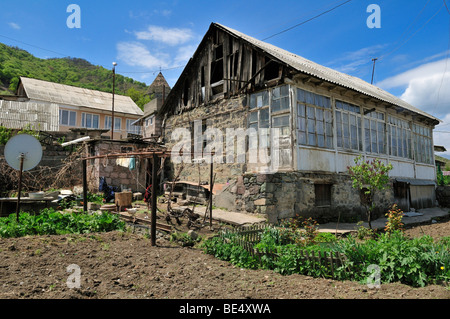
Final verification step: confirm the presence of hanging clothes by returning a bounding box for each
[129,156,136,170]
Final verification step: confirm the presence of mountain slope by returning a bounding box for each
[0,43,150,109]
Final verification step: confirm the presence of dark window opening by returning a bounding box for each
[214,44,223,60]
[264,59,280,81]
[315,184,332,207]
[251,50,257,78]
[183,80,190,106]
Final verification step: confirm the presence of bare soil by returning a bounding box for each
[0,213,449,300]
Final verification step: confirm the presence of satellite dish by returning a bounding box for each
[4,134,43,171]
[4,134,43,221]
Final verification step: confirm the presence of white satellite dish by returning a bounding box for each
[4,134,43,220]
[4,134,43,171]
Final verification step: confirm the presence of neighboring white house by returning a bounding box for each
[2,77,144,139]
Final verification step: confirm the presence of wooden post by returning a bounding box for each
[82,159,88,213]
[15,154,24,222]
[151,152,157,246]
[209,161,213,230]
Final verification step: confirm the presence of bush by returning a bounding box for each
[204,226,450,287]
[0,208,125,238]
[331,231,450,287]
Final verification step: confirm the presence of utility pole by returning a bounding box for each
[111,62,117,140]
[371,58,378,84]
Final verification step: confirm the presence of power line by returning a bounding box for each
[262,0,354,41]
[379,2,444,61]
[433,17,450,115]
[444,0,450,15]
[0,34,69,57]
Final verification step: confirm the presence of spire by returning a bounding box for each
[148,72,171,99]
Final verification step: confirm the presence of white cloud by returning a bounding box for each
[377,56,450,159]
[135,25,194,46]
[377,58,450,118]
[326,44,386,75]
[8,22,20,30]
[434,113,450,159]
[174,45,197,65]
[116,42,170,69]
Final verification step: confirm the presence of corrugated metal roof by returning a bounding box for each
[215,23,440,123]
[19,77,143,116]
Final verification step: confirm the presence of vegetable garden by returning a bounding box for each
[203,216,450,288]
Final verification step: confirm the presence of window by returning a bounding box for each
[81,113,99,129]
[364,110,386,154]
[297,88,332,149]
[248,85,291,168]
[59,109,76,126]
[126,119,141,135]
[271,85,290,113]
[249,90,270,150]
[413,123,433,164]
[250,91,269,109]
[388,116,412,159]
[335,100,362,151]
[315,184,332,206]
[105,116,121,131]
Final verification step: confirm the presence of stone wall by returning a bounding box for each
[164,95,249,184]
[436,186,450,208]
[86,140,148,193]
[215,171,395,224]
[0,130,83,194]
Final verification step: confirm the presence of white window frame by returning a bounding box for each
[59,109,77,126]
[105,116,122,132]
[364,110,386,155]
[81,112,99,129]
[126,119,141,135]
[335,100,362,151]
[296,88,333,149]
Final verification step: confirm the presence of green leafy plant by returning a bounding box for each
[0,126,12,145]
[355,221,375,240]
[0,208,125,238]
[348,155,393,229]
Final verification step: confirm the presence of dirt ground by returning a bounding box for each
[0,209,449,301]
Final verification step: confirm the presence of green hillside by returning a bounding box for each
[436,155,450,170]
[0,43,150,109]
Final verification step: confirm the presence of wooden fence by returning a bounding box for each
[218,224,348,279]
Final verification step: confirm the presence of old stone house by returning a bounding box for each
[159,23,440,223]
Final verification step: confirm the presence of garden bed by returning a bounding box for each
[0,211,449,299]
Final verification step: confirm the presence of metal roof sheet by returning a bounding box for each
[19,77,143,116]
[215,23,440,123]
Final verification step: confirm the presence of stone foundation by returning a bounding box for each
[215,171,395,224]
[436,186,450,208]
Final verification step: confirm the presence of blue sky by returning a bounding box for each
[1,0,450,158]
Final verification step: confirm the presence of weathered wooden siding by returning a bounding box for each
[0,100,59,131]
[165,27,287,115]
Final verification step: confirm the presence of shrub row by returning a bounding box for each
[203,227,450,287]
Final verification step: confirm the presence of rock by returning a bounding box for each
[133,192,143,201]
[73,186,83,196]
[187,230,198,240]
[88,202,101,210]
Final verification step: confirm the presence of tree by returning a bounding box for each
[347,155,393,229]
